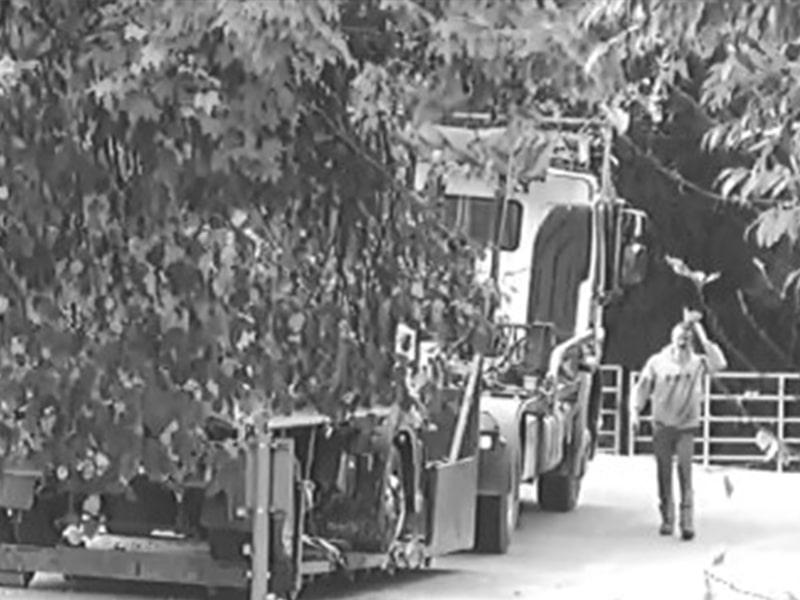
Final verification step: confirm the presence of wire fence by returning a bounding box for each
[629,370,800,471]
[703,569,794,600]
[596,366,800,471]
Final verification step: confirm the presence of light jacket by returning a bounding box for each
[632,342,727,430]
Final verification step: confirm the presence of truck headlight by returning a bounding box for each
[479,433,497,451]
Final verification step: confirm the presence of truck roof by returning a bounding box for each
[417,124,600,195]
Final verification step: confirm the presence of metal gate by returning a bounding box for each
[596,365,624,454]
[628,370,800,471]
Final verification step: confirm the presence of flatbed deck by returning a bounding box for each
[0,535,393,590]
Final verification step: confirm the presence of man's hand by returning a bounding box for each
[683,308,703,325]
[631,412,640,433]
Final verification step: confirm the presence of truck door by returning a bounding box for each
[423,357,482,555]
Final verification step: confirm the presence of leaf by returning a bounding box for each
[755,427,780,461]
[711,549,727,566]
[124,23,148,42]
[193,90,221,115]
[123,94,160,125]
[780,269,800,301]
[748,207,800,249]
[722,474,734,498]
[664,255,719,288]
[141,437,174,482]
[717,168,749,199]
[138,43,166,71]
[230,209,248,228]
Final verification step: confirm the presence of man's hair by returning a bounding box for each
[672,322,690,336]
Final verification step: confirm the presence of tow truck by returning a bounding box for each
[414,114,649,552]
[0,116,648,598]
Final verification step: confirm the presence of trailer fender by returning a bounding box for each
[553,371,593,479]
[477,396,523,496]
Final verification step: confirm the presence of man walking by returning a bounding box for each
[631,309,727,540]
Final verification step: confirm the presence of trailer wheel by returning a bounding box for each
[537,471,581,512]
[474,465,518,554]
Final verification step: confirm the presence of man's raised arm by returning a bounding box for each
[692,320,727,374]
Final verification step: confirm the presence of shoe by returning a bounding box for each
[659,502,675,536]
[679,505,694,541]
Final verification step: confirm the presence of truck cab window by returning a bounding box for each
[443,195,522,251]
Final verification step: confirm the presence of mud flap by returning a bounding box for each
[426,457,478,555]
[0,467,41,511]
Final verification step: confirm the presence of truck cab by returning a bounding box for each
[415,119,648,553]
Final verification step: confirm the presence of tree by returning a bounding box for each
[364,0,800,467]
[385,0,800,371]
[0,0,493,497]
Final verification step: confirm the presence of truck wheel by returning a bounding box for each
[537,471,581,512]
[474,467,518,554]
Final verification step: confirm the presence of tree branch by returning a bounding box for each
[735,289,795,370]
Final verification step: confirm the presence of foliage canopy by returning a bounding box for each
[3,0,800,491]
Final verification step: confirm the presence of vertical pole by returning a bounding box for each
[778,375,785,474]
[251,412,272,600]
[495,142,517,264]
[449,354,482,464]
[614,366,621,455]
[601,125,619,296]
[703,373,711,468]
[627,371,635,457]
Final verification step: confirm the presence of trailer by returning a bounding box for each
[0,118,649,599]
[417,116,650,553]
[0,355,489,599]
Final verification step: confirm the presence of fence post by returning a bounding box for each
[251,413,272,600]
[703,372,711,468]
[613,366,621,454]
[627,371,635,457]
[778,375,785,474]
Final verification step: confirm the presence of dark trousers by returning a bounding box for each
[652,424,694,531]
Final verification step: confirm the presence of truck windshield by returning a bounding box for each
[443,195,521,251]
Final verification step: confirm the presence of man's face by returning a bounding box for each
[671,324,692,349]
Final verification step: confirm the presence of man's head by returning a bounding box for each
[671,323,693,350]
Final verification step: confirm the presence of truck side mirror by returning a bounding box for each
[618,208,649,288]
[621,238,648,286]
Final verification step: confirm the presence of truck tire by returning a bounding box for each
[537,471,581,512]
[474,466,518,554]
